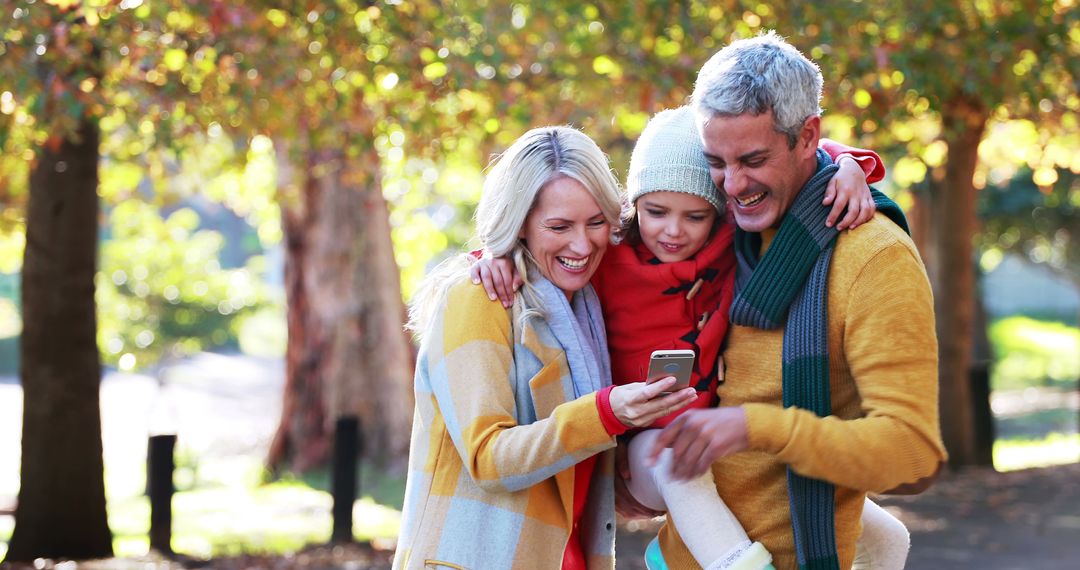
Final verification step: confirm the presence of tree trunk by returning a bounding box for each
[932,97,988,468]
[6,118,113,561]
[267,135,414,475]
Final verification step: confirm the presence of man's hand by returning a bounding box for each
[648,407,750,480]
[614,444,665,519]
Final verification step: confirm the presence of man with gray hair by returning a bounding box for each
[648,31,947,569]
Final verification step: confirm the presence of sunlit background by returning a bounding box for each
[0,0,1077,564]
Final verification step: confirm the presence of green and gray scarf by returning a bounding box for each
[729,148,907,570]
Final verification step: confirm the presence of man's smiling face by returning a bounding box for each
[699,110,816,232]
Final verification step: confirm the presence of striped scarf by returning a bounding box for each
[729,148,908,570]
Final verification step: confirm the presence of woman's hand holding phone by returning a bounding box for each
[609,377,696,428]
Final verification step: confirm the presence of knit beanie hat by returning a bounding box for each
[626,106,724,212]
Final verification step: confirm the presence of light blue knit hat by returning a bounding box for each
[626,106,724,213]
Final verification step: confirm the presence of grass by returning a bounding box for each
[109,483,401,558]
[989,316,1080,391]
[0,456,402,561]
[994,433,1080,472]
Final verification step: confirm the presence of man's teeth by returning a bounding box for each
[736,192,766,207]
[558,256,588,269]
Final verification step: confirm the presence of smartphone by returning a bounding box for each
[646,349,696,393]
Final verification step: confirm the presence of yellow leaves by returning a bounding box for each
[1012,49,1037,77]
[922,140,948,168]
[266,9,288,28]
[592,55,622,78]
[613,109,648,138]
[821,115,857,141]
[483,118,499,134]
[655,36,680,58]
[0,226,26,275]
[512,4,528,29]
[423,61,448,81]
[99,162,144,202]
[0,92,14,115]
[165,9,195,31]
[979,247,1004,273]
[853,88,872,109]
[981,120,1040,166]
[354,6,381,34]
[163,49,187,72]
[367,44,389,63]
[1033,167,1059,187]
[348,71,367,88]
[379,73,400,90]
[893,156,928,187]
[45,0,80,10]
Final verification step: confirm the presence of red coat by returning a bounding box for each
[590,140,884,428]
[592,222,736,426]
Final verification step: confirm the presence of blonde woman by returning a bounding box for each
[395,126,697,570]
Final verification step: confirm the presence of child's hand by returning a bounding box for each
[468,256,522,308]
[823,155,877,231]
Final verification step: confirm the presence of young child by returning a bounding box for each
[472,106,908,570]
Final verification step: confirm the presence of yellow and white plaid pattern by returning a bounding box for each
[394,281,618,570]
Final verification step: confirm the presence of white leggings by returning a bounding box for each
[627,429,910,569]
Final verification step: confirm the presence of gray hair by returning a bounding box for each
[407,126,623,339]
[691,30,823,148]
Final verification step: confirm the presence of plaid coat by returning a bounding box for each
[393,280,618,570]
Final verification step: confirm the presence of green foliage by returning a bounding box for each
[96,202,268,371]
[979,167,1079,280]
[0,1,1076,309]
[988,316,1080,390]
[994,432,1080,472]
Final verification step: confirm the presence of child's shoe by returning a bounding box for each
[644,535,668,570]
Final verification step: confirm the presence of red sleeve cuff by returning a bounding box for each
[596,385,629,436]
[820,138,886,183]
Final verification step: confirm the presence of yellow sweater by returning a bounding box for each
[658,213,948,569]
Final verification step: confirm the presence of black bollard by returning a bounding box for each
[147,434,177,554]
[331,415,361,543]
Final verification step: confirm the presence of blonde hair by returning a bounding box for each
[407,126,623,340]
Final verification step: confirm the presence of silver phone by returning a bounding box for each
[646,349,696,393]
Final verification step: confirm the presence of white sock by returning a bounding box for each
[627,430,755,567]
[852,497,910,570]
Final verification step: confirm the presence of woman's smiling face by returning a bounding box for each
[521,176,610,298]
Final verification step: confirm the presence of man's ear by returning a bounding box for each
[798,115,821,158]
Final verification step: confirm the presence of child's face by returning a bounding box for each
[636,192,717,263]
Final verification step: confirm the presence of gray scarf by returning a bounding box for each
[533,277,612,398]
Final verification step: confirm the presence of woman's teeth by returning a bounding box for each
[736,192,766,207]
[557,256,588,270]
